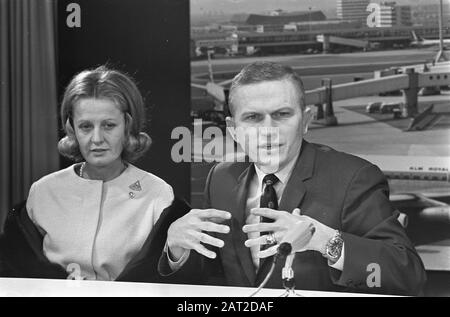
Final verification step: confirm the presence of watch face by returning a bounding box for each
[324,232,343,261]
[327,235,343,260]
[328,244,339,258]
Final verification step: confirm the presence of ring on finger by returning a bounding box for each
[265,233,277,245]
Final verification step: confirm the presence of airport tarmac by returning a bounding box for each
[192,48,442,80]
[307,95,450,157]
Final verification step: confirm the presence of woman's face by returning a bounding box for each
[73,98,126,168]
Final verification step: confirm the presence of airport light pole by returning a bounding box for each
[435,0,448,62]
[207,50,215,83]
[308,7,312,33]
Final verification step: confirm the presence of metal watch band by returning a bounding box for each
[323,230,343,262]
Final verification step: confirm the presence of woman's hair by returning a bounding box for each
[58,66,151,162]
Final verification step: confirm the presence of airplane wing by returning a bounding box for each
[217,78,234,86]
[390,192,449,205]
[191,83,207,90]
[390,192,450,224]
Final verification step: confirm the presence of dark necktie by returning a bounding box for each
[259,174,279,242]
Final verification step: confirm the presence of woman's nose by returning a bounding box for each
[91,127,104,144]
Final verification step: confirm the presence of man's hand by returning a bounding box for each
[293,215,337,255]
[167,209,231,260]
[243,208,336,258]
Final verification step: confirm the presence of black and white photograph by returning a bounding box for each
[0,0,449,300]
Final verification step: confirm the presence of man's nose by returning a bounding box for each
[261,115,275,128]
[91,126,104,144]
[259,116,278,136]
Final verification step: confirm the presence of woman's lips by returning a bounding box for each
[91,149,108,154]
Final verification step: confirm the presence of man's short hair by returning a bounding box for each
[228,61,306,116]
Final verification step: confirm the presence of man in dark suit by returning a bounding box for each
[160,61,426,295]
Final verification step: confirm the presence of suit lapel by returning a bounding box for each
[279,141,315,213]
[231,164,257,285]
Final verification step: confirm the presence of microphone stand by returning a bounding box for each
[249,242,292,297]
[249,222,315,297]
[248,254,279,297]
[280,254,302,297]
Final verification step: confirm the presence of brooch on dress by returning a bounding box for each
[128,181,142,199]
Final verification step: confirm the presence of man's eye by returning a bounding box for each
[104,123,116,129]
[273,111,291,118]
[244,114,259,121]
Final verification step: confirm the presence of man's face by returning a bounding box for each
[227,79,312,173]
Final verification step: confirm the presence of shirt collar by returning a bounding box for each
[254,154,298,188]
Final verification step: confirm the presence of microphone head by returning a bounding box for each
[278,242,292,256]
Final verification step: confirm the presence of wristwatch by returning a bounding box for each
[323,230,344,263]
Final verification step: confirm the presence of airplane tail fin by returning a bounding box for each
[411,31,423,42]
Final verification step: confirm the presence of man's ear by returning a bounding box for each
[225,116,237,142]
[302,106,313,134]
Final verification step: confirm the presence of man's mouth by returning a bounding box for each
[259,144,282,150]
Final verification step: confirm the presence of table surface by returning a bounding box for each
[0,278,391,297]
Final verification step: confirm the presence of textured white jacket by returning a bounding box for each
[26,163,174,280]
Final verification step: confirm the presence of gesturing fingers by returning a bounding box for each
[186,231,225,259]
[250,207,280,220]
[193,244,217,259]
[195,209,231,222]
[244,233,280,248]
[198,221,230,234]
[242,222,276,234]
[244,235,266,248]
[167,208,230,258]
[192,231,225,249]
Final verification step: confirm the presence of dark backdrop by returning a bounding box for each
[57,0,191,200]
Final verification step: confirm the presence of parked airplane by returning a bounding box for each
[191,51,230,111]
[358,154,450,182]
[357,154,450,225]
[410,31,450,48]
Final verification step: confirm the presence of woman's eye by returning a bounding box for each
[79,124,91,131]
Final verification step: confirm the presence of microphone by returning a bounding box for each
[277,242,292,258]
[278,220,315,294]
[282,254,296,291]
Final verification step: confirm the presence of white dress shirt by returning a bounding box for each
[27,163,174,281]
